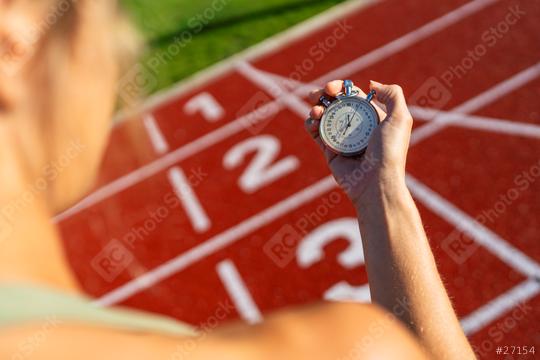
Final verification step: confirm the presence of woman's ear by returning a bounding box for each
[0,15,27,113]
[0,1,49,108]
[1,6,34,74]
[0,0,66,78]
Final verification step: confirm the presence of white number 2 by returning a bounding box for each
[223,135,299,193]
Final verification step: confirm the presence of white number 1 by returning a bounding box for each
[184,92,225,122]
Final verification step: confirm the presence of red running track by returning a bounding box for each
[57,0,540,358]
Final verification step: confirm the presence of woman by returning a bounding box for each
[0,1,476,359]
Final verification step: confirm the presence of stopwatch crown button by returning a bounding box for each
[344,80,354,96]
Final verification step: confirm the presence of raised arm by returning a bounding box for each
[306,80,476,359]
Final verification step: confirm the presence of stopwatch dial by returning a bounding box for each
[320,97,379,156]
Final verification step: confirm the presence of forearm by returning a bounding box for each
[356,175,475,359]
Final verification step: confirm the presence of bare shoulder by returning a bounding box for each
[244,302,431,359]
[0,302,430,360]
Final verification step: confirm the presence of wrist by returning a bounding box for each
[353,170,408,213]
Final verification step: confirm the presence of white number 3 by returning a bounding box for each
[296,218,371,302]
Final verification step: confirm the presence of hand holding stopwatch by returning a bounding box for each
[318,80,380,156]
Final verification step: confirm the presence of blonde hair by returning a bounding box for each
[113,9,144,82]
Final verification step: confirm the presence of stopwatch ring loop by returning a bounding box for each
[344,80,353,96]
[340,79,359,98]
[366,90,376,102]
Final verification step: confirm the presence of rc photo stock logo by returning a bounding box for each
[91,239,135,282]
[263,191,344,268]
[442,157,540,265]
[408,76,453,109]
[263,224,303,268]
[408,4,526,110]
[441,228,480,265]
[118,64,159,106]
[237,91,280,135]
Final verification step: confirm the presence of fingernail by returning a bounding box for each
[370,80,382,86]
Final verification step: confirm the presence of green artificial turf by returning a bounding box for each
[120,0,346,92]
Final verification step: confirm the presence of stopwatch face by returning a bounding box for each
[319,96,380,156]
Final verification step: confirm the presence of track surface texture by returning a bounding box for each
[58,0,540,358]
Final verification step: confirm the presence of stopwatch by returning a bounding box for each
[319,80,380,157]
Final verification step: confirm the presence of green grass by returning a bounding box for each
[120,0,346,92]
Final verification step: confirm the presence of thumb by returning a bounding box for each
[369,81,411,121]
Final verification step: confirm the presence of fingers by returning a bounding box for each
[309,80,386,118]
[325,80,344,97]
[307,79,346,105]
[369,81,411,123]
[334,81,388,121]
[304,117,319,137]
[310,105,324,120]
[304,117,326,152]
[353,85,387,121]
[308,88,325,105]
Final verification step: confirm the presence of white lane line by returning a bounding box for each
[248,67,540,141]
[411,62,540,144]
[247,0,501,99]
[114,0,378,122]
[243,66,540,141]
[216,259,263,324]
[62,61,535,225]
[93,175,337,306]
[406,174,540,279]
[55,0,493,222]
[143,114,169,154]
[461,279,540,335]
[52,100,282,223]
[410,106,540,139]
[263,70,322,93]
[305,0,500,88]
[168,167,211,233]
[236,61,311,118]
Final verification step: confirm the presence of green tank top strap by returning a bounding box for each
[0,283,197,337]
